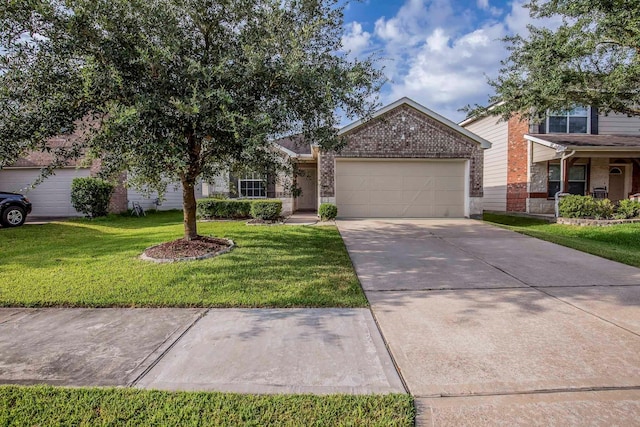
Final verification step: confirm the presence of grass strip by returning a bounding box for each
[0,386,414,427]
[484,212,640,267]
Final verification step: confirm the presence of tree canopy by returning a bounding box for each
[468,0,640,121]
[0,0,383,238]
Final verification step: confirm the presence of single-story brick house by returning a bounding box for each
[1,97,490,218]
[208,97,491,218]
[460,107,640,214]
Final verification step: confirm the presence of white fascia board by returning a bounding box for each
[273,142,298,158]
[524,134,567,152]
[458,101,506,127]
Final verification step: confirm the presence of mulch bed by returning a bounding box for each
[143,236,233,261]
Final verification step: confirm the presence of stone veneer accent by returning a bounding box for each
[527,198,555,214]
[319,104,484,199]
[506,116,529,212]
[590,158,610,190]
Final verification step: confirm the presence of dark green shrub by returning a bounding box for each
[318,203,338,221]
[197,199,251,219]
[558,195,614,219]
[615,199,640,219]
[593,199,614,219]
[70,177,115,218]
[558,195,596,218]
[250,199,282,220]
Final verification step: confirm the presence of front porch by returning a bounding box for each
[525,134,640,214]
[273,135,319,215]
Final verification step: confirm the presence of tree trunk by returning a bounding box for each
[182,177,198,240]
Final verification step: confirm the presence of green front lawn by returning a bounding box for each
[0,211,366,307]
[0,386,414,426]
[484,213,640,267]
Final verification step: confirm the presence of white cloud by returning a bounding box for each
[339,0,561,123]
[374,0,455,46]
[389,23,507,110]
[341,22,372,56]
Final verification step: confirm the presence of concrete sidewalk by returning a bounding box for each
[0,307,404,395]
[338,218,640,426]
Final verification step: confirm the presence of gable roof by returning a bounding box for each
[458,101,504,128]
[339,97,492,149]
[274,134,312,156]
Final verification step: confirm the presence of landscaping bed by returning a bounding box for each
[556,217,640,227]
[0,386,414,426]
[0,211,366,307]
[141,236,234,263]
[484,212,640,268]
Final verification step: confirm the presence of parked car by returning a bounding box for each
[0,192,32,227]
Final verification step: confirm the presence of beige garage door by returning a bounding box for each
[335,159,466,218]
[0,168,90,217]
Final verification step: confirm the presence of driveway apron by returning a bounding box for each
[338,218,640,426]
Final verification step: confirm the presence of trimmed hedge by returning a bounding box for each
[70,177,115,219]
[558,195,640,220]
[197,199,252,219]
[319,203,338,221]
[197,198,282,220]
[615,199,640,219]
[559,195,616,219]
[250,200,282,220]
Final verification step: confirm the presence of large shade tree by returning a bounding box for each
[467,0,640,121]
[0,0,383,239]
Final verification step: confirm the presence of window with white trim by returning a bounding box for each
[548,164,587,197]
[547,107,589,133]
[238,173,266,198]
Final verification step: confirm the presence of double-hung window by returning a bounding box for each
[548,164,587,197]
[547,107,589,133]
[238,173,266,198]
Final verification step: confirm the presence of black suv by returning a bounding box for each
[0,192,32,227]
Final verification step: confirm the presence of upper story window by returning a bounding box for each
[547,107,590,134]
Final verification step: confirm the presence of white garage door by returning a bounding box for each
[0,168,90,217]
[335,159,466,218]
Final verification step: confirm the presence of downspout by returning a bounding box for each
[555,149,576,217]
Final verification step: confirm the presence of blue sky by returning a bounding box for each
[338,0,550,122]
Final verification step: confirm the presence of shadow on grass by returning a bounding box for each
[0,212,365,308]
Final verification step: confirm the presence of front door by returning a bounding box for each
[609,166,625,202]
[296,167,317,211]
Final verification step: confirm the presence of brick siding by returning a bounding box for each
[319,104,484,198]
[506,116,529,212]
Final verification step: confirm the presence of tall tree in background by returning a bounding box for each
[0,0,383,239]
[469,0,639,121]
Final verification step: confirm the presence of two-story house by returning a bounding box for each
[460,107,640,214]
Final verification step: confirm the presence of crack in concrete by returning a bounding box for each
[128,309,210,387]
[413,384,640,399]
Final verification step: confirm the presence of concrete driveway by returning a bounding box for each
[338,219,640,426]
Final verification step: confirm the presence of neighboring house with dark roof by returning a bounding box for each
[459,108,640,214]
[0,123,204,217]
[205,97,491,218]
